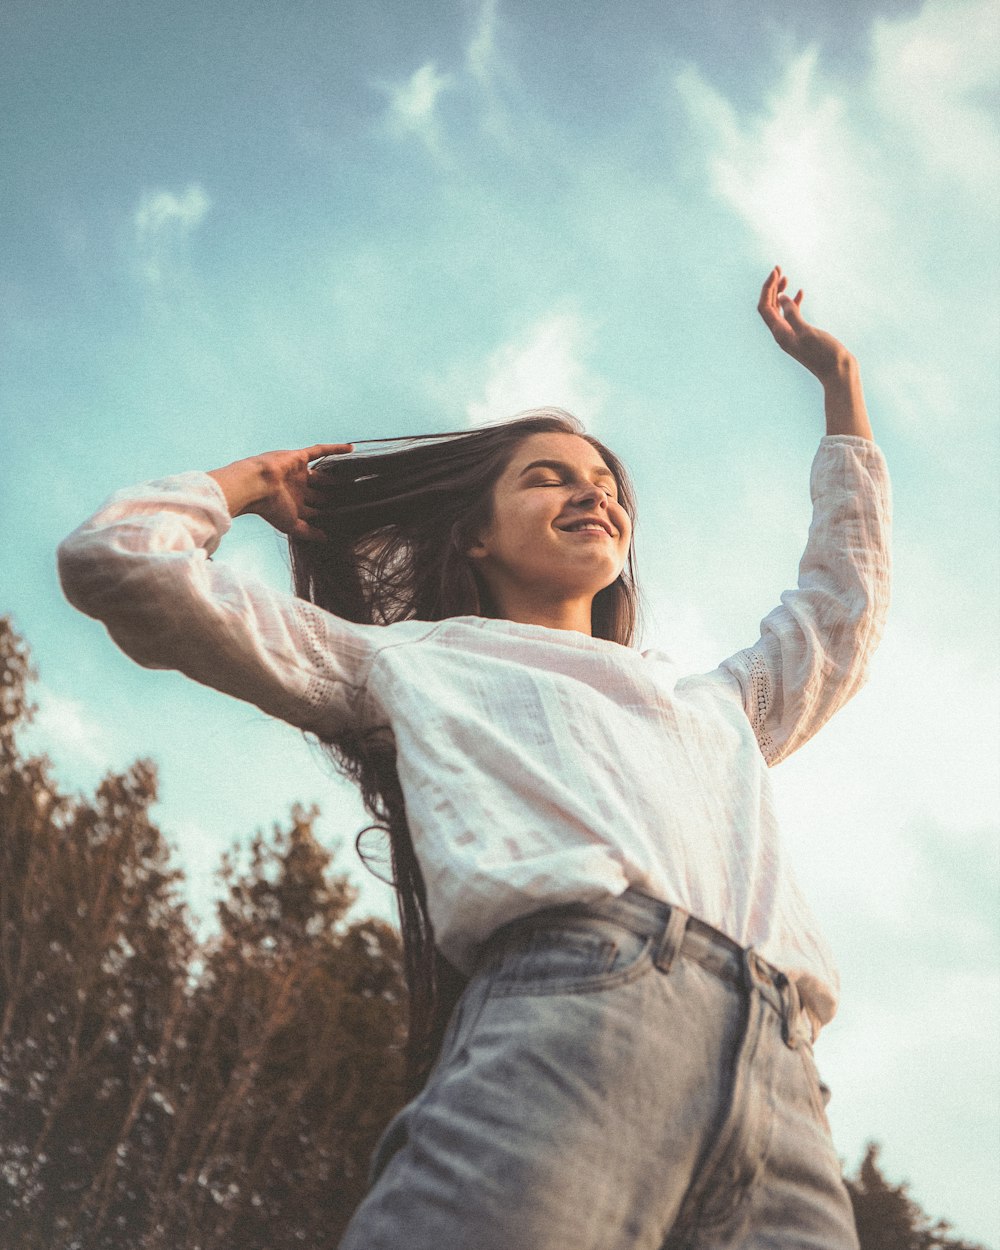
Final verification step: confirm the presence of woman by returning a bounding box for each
[58,269,890,1249]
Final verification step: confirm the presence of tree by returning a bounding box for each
[142,810,406,1249]
[0,618,192,1248]
[845,1143,988,1250]
[0,616,407,1249]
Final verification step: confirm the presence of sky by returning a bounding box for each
[2,0,998,1241]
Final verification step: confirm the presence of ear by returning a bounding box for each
[459,502,494,561]
[464,524,492,561]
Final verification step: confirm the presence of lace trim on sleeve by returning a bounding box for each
[732,646,778,766]
[290,598,363,725]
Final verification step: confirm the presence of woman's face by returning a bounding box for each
[467,432,632,622]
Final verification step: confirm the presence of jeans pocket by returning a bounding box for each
[487,920,654,997]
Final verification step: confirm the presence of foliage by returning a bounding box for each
[845,1143,989,1250]
[0,616,406,1249]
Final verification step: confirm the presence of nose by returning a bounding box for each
[569,481,609,508]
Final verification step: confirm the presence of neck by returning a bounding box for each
[494,594,593,635]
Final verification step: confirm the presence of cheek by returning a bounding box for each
[613,507,633,547]
[485,499,534,555]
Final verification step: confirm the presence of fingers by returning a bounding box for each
[757,265,780,313]
[758,266,795,302]
[757,266,786,335]
[778,290,808,331]
[305,443,353,460]
[291,517,330,543]
[759,266,809,337]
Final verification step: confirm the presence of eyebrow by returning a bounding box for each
[517,458,617,484]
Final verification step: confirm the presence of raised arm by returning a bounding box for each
[57,444,388,738]
[717,271,891,764]
[757,265,874,441]
[207,442,353,541]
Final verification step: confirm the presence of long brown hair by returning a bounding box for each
[289,409,640,1091]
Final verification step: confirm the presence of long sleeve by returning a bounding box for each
[57,471,383,737]
[719,435,892,766]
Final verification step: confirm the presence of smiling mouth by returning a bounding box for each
[557,519,617,537]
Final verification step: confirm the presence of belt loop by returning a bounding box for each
[654,904,690,974]
[775,970,803,1049]
[742,950,801,1048]
[741,946,762,994]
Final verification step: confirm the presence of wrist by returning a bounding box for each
[818,350,860,392]
[817,350,859,391]
[821,356,873,440]
[207,459,272,518]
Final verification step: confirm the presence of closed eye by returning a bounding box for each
[533,477,616,499]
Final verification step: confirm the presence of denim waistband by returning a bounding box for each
[504,887,812,1048]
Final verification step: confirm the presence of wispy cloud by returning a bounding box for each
[673,48,887,323]
[133,184,211,284]
[672,0,999,457]
[673,0,998,294]
[19,685,113,779]
[380,62,452,159]
[463,310,606,426]
[870,0,999,202]
[376,0,511,157]
[465,0,511,141]
[466,0,498,86]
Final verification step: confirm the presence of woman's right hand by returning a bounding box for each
[208,443,353,542]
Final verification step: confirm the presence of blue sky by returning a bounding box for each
[2,0,998,1241]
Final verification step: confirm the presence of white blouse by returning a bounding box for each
[57,434,891,1030]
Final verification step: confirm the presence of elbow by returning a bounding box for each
[816,604,884,715]
[56,530,172,629]
[57,532,99,615]
[57,530,131,620]
[827,573,885,664]
[56,537,181,671]
[848,578,890,670]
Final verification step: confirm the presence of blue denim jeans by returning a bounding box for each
[339,889,859,1249]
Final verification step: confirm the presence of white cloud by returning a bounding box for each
[377,1,511,156]
[133,184,211,284]
[19,685,112,777]
[672,0,1000,459]
[466,0,498,86]
[853,621,1000,836]
[464,311,606,426]
[673,49,889,322]
[135,185,211,240]
[871,0,1000,203]
[382,62,452,158]
[465,0,511,141]
[673,0,1000,273]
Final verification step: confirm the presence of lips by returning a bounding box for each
[556,515,617,537]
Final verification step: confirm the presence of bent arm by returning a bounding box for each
[720,436,892,765]
[57,472,376,737]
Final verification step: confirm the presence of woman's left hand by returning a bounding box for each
[757,266,855,385]
[758,267,873,439]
